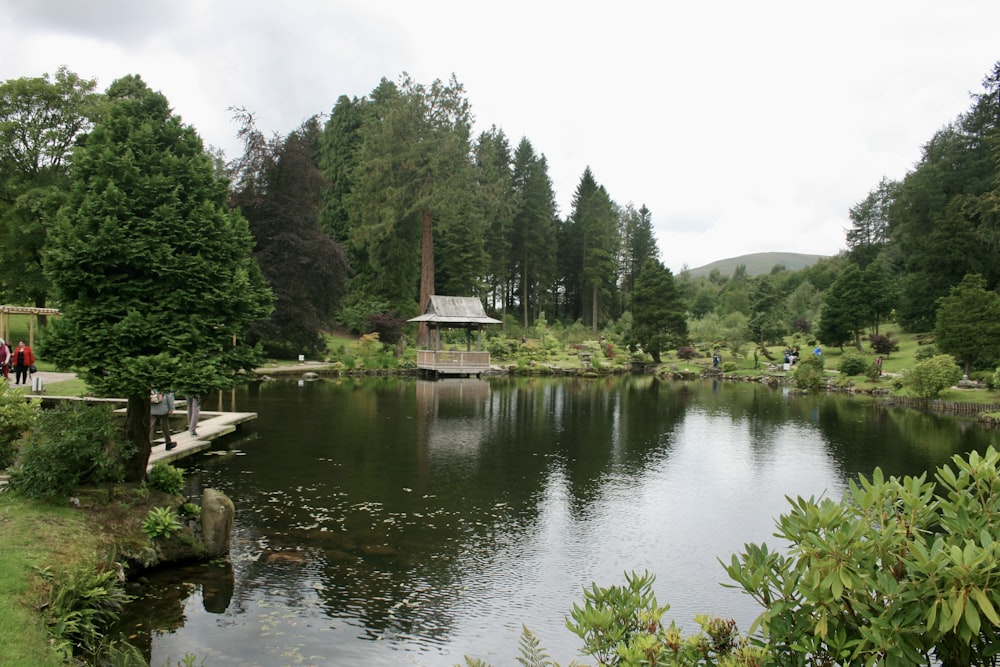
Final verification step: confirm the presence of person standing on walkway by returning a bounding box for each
[0,339,10,380]
[150,389,176,450]
[12,341,34,385]
[186,394,201,436]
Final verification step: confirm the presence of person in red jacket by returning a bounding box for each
[13,340,34,386]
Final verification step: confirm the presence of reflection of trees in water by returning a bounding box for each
[122,376,998,662]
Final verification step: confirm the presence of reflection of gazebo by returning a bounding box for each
[408,296,501,377]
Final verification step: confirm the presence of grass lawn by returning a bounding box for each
[0,495,95,667]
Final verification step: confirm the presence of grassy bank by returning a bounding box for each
[0,494,97,667]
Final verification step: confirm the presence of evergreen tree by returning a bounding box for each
[619,203,659,309]
[627,260,687,363]
[347,74,476,343]
[934,273,1000,377]
[43,75,273,481]
[846,177,897,268]
[817,264,870,350]
[560,167,620,330]
[511,138,558,326]
[474,126,517,314]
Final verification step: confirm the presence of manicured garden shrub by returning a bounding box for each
[838,351,869,376]
[903,354,962,398]
[676,346,697,360]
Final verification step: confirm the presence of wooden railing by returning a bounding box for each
[416,350,490,373]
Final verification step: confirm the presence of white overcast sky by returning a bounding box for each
[2,1,997,272]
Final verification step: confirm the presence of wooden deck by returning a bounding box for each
[147,410,257,469]
[416,350,491,377]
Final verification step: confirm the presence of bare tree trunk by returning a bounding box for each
[418,206,434,348]
[123,395,153,482]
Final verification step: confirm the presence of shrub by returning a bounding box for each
[903,354,963,398]
[914,344,938,361]
[793,358,826,391]
[676,346,697,360]
[868,333,900,356]
[147,461,185,495]
[725,446,1000,666]
[838,351,869,376]
[466,571,764,667]
[8,402,130,499]
[0,380,39,469]
[141,506,183,540]
[721,361,739,373]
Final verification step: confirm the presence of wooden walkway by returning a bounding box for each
[147,409,257,470]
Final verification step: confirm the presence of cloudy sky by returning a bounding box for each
[2,1,997,272]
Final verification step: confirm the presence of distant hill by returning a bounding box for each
[685,252,828,278]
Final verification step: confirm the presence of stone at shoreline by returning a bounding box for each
[201,488,235,557]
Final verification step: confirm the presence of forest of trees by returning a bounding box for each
[2,62,1000,372]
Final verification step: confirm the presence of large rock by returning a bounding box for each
[201,488,235,557]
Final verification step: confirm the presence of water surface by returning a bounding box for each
[118,376,1000,666]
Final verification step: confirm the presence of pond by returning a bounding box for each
[116,375,1000,666]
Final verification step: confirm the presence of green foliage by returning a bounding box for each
[628,260,688,363]
[914,343,938,361]
[141,506,183,540]
[721,361,739,373]
[35,558,132,660]
[147,461,185,495]
[838,351,869,376]
[561,570,760,667]
[725,446,1000,666]
[868,332,900,356]
[0,67,101,306]
[8,402,130,499]
[42,74,273,481]
[903,353,963,398]
[0,379,39,468]
[229,114,351,358]
[792,357,826,390]
[935,273,1000,376]
[178,501,201,520]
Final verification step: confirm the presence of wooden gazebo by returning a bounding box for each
[409,295,501,377]
[0,306,61,347]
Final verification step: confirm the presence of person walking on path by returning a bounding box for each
[12,341,34,385]
[186,394,201,436]
[0,339,10,380]
[150,389,176,450]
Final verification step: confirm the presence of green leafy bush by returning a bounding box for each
[725,446,1000,666]
[721,361,738,373]
[793,357,826,390]
[914,343,938,361]
[141,506,183,540]
[8,402,130,499]
[903,353,963,398]
[838,351,869,376]
[0,379,39,469]
[147,461,185,495]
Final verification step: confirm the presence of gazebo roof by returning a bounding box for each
[408,295,501,325]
